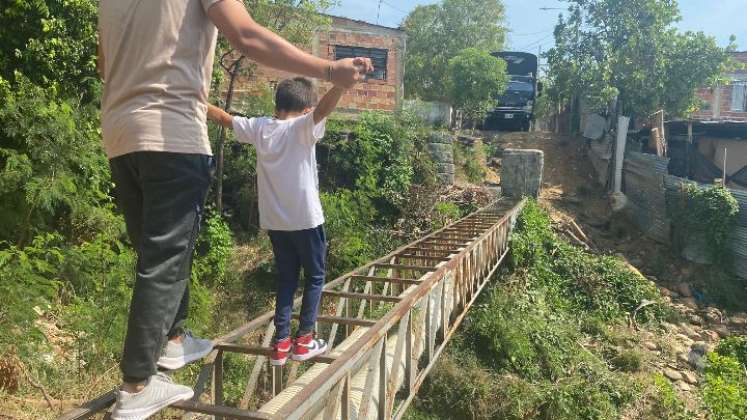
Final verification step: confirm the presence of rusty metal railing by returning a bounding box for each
[59,198,525,420]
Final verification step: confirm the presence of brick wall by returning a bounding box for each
[229,16,406,114]
[693,52,747,122]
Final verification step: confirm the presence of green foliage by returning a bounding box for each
[0,0,99,100]
[649,373,692,420]
[0,235,64,355]
[716,336,747,367]
[320,112,418,214]
[321,190,397,279]
[702,352,747,420]
[0,75,114,246]
[403,0,507,102]
[447,48,509,124]
[453,142,487,184]
[510,201,664,320]
[193,214,234,288]
[546,0,734,117]
[674,184,740,264]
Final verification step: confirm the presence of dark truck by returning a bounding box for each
[484,52,539,131]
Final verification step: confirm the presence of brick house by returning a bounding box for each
[692,51,747,122]
[234,15,407,114]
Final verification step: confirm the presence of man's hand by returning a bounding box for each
[330,57,374,89]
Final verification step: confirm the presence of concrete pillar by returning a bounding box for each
[502,149,544,198]
[427,132,455,185]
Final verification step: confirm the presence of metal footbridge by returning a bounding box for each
[60,198,525,420]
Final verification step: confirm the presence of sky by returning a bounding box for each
[329,0,747,67]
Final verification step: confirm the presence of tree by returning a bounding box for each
[0,0,99,101]
[447,48,509,128]
[211,0,333,213]
[403,0,507,102]
[546,0,734,119]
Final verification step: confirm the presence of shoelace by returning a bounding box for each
[155,372,174,384]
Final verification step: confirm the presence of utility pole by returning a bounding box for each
[377,0,382,25]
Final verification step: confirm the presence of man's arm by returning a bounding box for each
[313,87,346,125]
[207,1,373,89]
[207,104,234,128]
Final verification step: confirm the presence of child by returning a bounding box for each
[207,77,349,365]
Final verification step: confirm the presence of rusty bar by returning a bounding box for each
[272,365,282,397]
[392,246,512,420]
[378,334,388,420]
[291,314,377,327]
[57,390,117,420]
[216,344,336,364]
[341,373,351,420]
[402,247,460,254]
[374,263,438,272]
[240,322,275,409]
[350,276,422,286]
[171,400,271,420]
[396,254,451,262]
[404,310,414,393]
[214,349,224,420]
[323,290,403,303]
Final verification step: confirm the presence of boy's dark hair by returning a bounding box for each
[275,77,317,113]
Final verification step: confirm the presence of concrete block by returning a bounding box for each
[502,149,544,198]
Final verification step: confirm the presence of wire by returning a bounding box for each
[518,33,555,51]
[510,28,555,37]
[380,0,410,16]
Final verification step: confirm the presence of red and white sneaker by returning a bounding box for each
[271,337,292,366]
[291,333,328,362]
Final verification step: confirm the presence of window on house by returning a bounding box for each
[732,82,747,112]
[334,45,388,80]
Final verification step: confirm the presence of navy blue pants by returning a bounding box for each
[268,225,327,340]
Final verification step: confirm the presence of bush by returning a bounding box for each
[702,352,747,419]
[715,335,747,367]
[510,201,664,321]
[453,143,487,184]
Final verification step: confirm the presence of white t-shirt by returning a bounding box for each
[233,113,327,231]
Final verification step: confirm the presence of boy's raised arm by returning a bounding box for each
[313,87,346,125]
[207,104,234,129]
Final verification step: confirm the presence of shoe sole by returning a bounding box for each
[291,344,329,362]
[157,344,214,370]
[111,389,194,420]
[270,356,288,366]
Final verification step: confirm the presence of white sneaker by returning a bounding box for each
[111,373,193,420]
[157,331,214,370]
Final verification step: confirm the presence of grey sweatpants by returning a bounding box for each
[110,152,213,383]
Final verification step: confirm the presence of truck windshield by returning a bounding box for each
[507,80,534,92]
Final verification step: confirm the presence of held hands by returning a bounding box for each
[330,57,374,89]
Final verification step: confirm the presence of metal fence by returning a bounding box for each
[623,152,671,244]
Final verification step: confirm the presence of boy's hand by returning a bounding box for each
[331,57,374,89]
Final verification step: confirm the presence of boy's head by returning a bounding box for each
[275,77,317,117]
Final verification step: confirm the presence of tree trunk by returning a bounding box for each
[215,58,242,214]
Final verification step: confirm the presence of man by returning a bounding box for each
[97,1,372,418]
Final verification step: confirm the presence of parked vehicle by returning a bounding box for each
[485,52,539,131]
